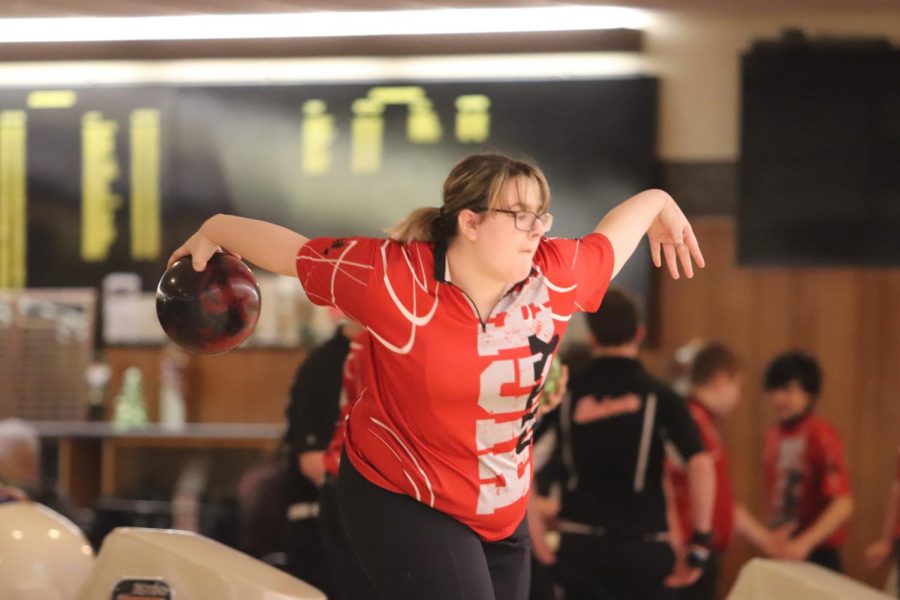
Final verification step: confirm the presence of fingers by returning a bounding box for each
[773,521,796,538]
[192,251,212,272]
[664,566,701,588]
[538,396,561,418]
[650,239,662,268]
[676,242,693,279]
[167,239,221,272]
[684,226,705,269]
[663,243,679,279]
[658,226,704,280]
[167,246,189,269]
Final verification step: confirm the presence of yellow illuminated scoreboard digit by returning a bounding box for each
[352,87,444,173]
[0,110,27,289]
[130,109,161,261]
[301,100,334,176]
[303,87,491,175]
[351,97,385,174]
[455,95,491,143]
[81,111,122,262]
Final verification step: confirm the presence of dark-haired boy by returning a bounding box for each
[759,351,854,571]
[539,288,715,600]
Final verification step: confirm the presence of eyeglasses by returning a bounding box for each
[491,209,553,233]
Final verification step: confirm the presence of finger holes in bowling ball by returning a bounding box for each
[156,253,261,354]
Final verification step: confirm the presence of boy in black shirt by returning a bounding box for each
[533,288,714,600]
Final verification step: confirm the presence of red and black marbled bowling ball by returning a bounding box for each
[156,253,261,354]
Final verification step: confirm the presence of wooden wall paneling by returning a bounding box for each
[104,346,307,424]
[57,437,101,509]
[807,268,865,579]
[644,218,900,593]
[852,271,900,587]
[189,348,306,423]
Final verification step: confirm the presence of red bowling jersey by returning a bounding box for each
[323,331,370,478]
[668,399,735,553]
[763,413,851,548]
[296,234,614,541]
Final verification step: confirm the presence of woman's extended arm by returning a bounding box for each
[594,189,704,280]
[168,214,309,276]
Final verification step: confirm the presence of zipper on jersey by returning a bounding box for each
[447,282,487,332]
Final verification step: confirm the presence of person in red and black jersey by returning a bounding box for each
[531,288,715,600]
[167,153,705,600]
[316,329,379,600]
[665,343,774,600]
[865,445,900,597]
[283,315,364,597]
[757,351,854,572]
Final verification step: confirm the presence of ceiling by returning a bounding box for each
[2,0,898,17]
[0,0,893,62]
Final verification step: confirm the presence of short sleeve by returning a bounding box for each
[535,233,615,313]
[658,392,704,461]
[296,236,381,327]
[814,424,851,498]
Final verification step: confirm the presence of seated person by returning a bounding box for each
[0,418,80,523]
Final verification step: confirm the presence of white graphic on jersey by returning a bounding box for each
[297,241,373,323]
[368,241,440,355]
[634,393,657,493]
[542,275,577,294]
[774,436,806,521]
[476,282,554,360]
[477,450,532,515]
[369,427,422,502]
[477,361,530,415]
[371,417,435,507]
[535,266,575,322]
[296,242,373,283]
[475,281,554,515]
[399,240,429,292]
[570,237,582,269]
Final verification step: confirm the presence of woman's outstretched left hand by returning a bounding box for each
[647,198,705,279]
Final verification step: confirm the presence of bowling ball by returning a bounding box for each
[156,253,261,354]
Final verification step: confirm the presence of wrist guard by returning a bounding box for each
[686,531,713,569]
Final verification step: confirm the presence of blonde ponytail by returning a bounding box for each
[386,206,442,243]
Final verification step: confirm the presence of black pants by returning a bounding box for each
[529,556,559,600]
[556,533,677,600]
[319,475,379,600]
[338,451,532,600]
[284,516,334,596]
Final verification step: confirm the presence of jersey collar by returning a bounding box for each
[432,239,538,297]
